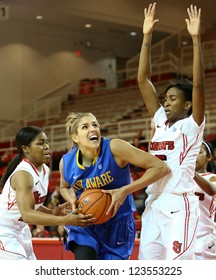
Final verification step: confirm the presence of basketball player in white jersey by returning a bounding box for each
[137,3,205,259]
[194,141,216,259]
[0,126,94,260]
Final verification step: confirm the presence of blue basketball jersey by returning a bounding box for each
[62,138,136,259]
[62,137,136,219]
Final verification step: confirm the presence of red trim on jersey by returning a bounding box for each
[201,172,211,177]
[173,193,199,260]
[200,173,215,217]
[209,197,215,218]
[7,190,16,210]
[8,159,47,217]
[0,241,5,250]
[23,158,46,176]
[179,134,199,165]
[183,193,190,251]
[0,247,28,259]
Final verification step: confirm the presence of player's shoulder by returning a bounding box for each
[201,172,216,183]
[63,148,77,160]
[16,159,32,171]
[209,175,216,183]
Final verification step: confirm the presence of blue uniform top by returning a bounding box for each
[62,137,136,220]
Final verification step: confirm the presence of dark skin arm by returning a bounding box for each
[59,158,78,212]
[138,3,205,125]
[12,170,94,227]
[137,2,160,118]
[194,172,216,196]
[185,5,205,125]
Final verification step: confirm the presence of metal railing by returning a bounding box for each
[1,32,216,153]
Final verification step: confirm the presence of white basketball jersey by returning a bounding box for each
[147,106,205,195]
[0,159,50,227]
[194,172,216,235]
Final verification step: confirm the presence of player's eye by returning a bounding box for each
[81,125,88,129]
[93,123,99,128]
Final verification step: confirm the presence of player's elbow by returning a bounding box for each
[159,164,171,177]
[20,210,35,224]
[137,76,150,87]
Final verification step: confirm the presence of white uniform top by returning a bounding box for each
[194,172,216,236]
[147,106,205,195]
[0,159,50,229]
[0,159,50,259]
[194,172,216,259]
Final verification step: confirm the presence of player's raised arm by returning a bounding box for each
[137,2,160,117]
[185,5,205,125]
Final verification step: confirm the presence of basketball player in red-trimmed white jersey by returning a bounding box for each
[194,141,216,259]
[0,126,94,260]
[137,3,205,259]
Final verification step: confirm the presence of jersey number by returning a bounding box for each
[155,154,167,161]
[194,192,205,201]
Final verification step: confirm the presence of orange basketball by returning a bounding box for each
[78,189,113,224]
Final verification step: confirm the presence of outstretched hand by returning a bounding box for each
[143,2,159,35]
[65,212,95,227]
[52,201,95,227]
[185,5,201,36]
[54,201,73,216]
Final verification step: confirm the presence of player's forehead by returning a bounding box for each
[165,87,184,98]
[32,132,48,142]
[78,116,98,126]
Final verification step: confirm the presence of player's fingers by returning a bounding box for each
[101,189,111,194]
[81,216,95,227]
[106,204,114,216]
[144,8,147,17]
[111,207,118,218]
[107,202,119,217]
[84,214,94,219]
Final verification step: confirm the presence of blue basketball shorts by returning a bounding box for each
[64,213,136,260]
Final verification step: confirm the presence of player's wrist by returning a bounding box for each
[191,35,201,43]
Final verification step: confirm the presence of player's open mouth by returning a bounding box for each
[89,135,98,141]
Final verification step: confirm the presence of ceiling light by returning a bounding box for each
[182,41,188,46]
[85,23,92,28]
[86,40,92,47]
[36,15,43,20]
[130,31,137,36]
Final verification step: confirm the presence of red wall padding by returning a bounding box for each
[32,238,140,260]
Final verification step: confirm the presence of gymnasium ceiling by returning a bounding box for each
[1,0,216,59]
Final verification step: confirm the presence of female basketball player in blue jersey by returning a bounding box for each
[59,112,170,260]
[137,3,205,259]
